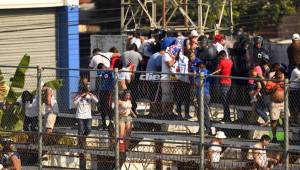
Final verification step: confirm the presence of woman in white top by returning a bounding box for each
[74,86,98,137]
[118,90,136,152]
[208,131,226,169]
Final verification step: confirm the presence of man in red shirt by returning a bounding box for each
[212,50,233,122]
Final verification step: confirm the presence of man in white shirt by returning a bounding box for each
[161,45,180,119]
[289,63,300,124]
[89,48,113,91]
[89,48,112,69]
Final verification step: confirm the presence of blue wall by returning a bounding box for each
[57,5,80,110]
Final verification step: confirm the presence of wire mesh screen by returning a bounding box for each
[0,66,299,169]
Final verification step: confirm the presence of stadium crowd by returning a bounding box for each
[89,30,300,137]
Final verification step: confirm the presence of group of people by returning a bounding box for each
[89,29,300,136]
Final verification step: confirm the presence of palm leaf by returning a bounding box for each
[5,54,30,103]
[10,54,30,88]
[44,79,64,90]
[31,79,64,96]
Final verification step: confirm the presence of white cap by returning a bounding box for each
[215,131,226,139]
[190,30,199,37]
[130,37,141,49]
[292,33,300,40]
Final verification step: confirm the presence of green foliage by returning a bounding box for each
[5,54,30,103]
[235,0,298,32]
[0,54,64,131]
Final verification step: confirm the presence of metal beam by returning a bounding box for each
[120,0,232,33]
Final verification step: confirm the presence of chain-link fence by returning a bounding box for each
[0,66,300,169]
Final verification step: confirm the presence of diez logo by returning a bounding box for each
[139,73,168,81]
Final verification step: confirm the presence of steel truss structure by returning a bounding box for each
[121,0,234,34]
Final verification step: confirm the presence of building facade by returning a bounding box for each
[0,0,80,110]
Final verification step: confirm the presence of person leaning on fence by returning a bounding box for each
[211,50,233,122]
[252,135,278,170]
[264,69,286,143]
[73,85,98,147]
[96,63,114,130]
[42,83,59,134]
[248,69,270,126]
[193,60,213,135]
[207,131,226,169]
[118,90,136,152]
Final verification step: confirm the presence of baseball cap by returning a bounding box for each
[292,33,300,40]
[190,30,199,37]
[161,37,176,50]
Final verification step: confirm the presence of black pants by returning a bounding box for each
[128,79,138,113]
[23,116,38,131]
[174,81,191,115]
[98,90,113,127]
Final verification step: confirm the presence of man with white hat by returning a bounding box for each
[207,131,226,168]
[287,33,300,77]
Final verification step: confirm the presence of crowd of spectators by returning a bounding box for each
[88,30,300,136]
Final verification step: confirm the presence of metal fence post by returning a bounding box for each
[114,68,120,170]
[198,72,205,169]
[284,78,289,170]
[37,66,43,170]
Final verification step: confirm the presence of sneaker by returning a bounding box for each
[260,120,270,127]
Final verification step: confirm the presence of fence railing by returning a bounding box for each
[0,65,299,170]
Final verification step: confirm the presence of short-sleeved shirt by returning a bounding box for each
[175,52,189,82]
[96,70,115,91]
[209,141,222,163]
[248,66,263,84]
[139,39,155,57]
[188,57,202,84]
[121,50,142,71]
[18,97,38,117]
[146,52,162,72]
[161,52,174,74]
[195,69,211,96]
[217,57,233,85]
[89,53,113,68]
[290,67,300,89]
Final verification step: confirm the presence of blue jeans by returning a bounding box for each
[197,94,212,133]
[78,119,92,136]
[221,85,231,121]
[256,98,269,122]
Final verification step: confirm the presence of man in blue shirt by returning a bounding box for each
[96,63,114,129]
